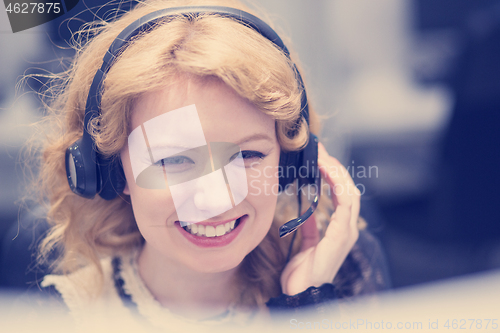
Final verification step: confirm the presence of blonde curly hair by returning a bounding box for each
[32,0,329,307]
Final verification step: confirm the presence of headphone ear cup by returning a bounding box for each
[66,139,87,196]
[98,157,125,200]
[279,150,301,191]
[66,138,99,198]
[299,133,318,187]
[278,134,319,192]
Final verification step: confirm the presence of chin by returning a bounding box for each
[186,252,245,274]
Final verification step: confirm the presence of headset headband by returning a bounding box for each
[85,6,308,138]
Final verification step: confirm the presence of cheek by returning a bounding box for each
[121,148,175,219]
[129,188,176,226]
[247,176,279,242]
[246,160,281,198]
[123,165,178,226]
[246,162,280,223]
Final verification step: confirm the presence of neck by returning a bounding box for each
[137,243,239,320]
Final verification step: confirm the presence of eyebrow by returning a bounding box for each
[148,143,193,151]
[234,133,275,145]
[147,133,275,151]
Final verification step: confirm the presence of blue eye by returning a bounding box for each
[230,150,266,166]
[241,151,265,160]
[158,156,195,173]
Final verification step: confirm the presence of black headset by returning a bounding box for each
[65,6,320,238]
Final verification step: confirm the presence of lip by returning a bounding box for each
[176,215,247,248]
[178,217,241,228]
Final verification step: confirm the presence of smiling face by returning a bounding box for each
[120,77,280,273]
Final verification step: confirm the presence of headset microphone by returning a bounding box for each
[278,134,320,238]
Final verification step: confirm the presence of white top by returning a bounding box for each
[41,251,256,331]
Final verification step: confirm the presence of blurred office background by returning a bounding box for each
[1,0,499,290]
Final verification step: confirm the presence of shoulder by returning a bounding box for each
[40,257,123,315]
[39,253,155,329]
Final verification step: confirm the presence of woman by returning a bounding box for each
[35,0,389,327]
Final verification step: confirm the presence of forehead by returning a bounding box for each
[129,78,276,141]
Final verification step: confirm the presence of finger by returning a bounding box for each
[299,213,320,252]
[349,183,361,232]
[318,143,356,188]
[317,156,348,208]
[317,144,360,239]
[324,198,355,241]
[318,145,359,205]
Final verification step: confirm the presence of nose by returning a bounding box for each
[192,170,233,218]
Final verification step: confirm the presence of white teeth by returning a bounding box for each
[205,225,216,237]
[181,218,240,237]
[197,224,205,236]
[215,225,225,236]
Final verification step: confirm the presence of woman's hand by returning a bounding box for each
[280,142,360,296]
